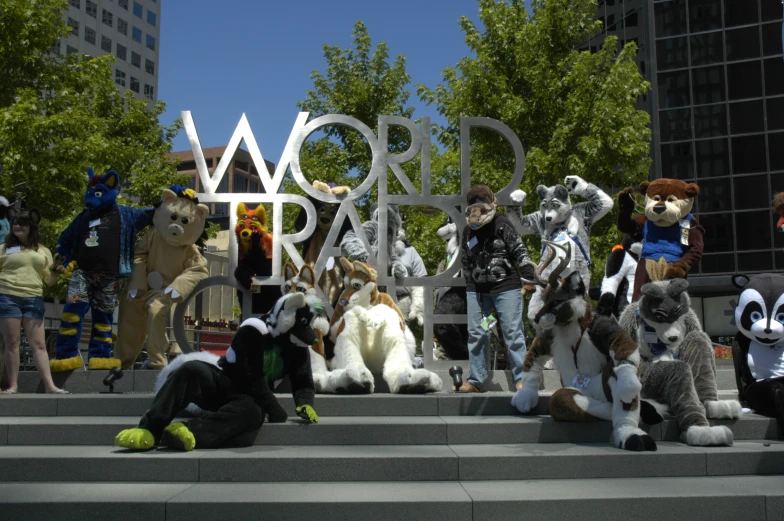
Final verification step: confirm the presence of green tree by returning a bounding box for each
[419,0,652,284]
[0,0,185,248]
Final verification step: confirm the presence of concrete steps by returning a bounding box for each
[0,391,781,521]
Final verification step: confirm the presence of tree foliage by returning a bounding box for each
[0,0,185,249]
[418,0,652,284]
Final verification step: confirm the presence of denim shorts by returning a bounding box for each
[0,293,46,320]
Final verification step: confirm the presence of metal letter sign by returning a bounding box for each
[174,112,525,369]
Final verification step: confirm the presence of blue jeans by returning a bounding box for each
[0,293,45,320]
[466,289,527,387]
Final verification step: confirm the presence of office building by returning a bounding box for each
[55,0,160,102]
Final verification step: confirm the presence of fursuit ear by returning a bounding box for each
[102,170,120,189]
[299,264,315,285]
[732,274,751,289]
[87,167,95,180]
[195,204,209,219]
[666,278,689,298]
[339,257,353,273]
[535,185,549,200]
[283,262,298,281]
[685,183,700,198]
[236,203,249,219]
[28,209,41,226]
[284,292,306,311]
[638,181,650,195]
[161,188,178,202]
[641,282,665,299]
[566,271,585,294]
[353,261,377,280]
[255,204,268,227]
[553,185,569,202]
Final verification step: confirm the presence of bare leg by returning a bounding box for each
[22,318,61,393]
[0,317,22,392]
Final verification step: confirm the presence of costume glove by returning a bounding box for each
[296,404,319,423]
[618,187,636,213]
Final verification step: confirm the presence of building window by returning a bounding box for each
[732,135,768,174]
[691,65,725,105]
[66,45,78,55]
[144,83,154,100]
[185,176,196,190]
[689,0,722,33]
[67,17,79,37]
[85,26,96,45]
[233,176,249,192]
[724,0,759,28]
[235,160,249,171]
[700,214,734,253]
[726,27,761,62]
[654,0,687,37]
[728,61,763,100]
[130,76,140,93]
[765,58,784,96]
[146,34,156,51]
[145,59,155,75]
[131,51,141,68]
[147,10,157,27]
[177,161,196,171]
[690,31,724,67]
[730,100,765,135]
[68,0,80,8]
[101,35,112,53]
[116,44,127,61]
[693,104,728,138]
[86,0,97,18]
[695,138,729,177]
[656,37,688,71]
[115,69,126,87]
[51,40,61,55]
[659,108,692,143]
[118,18,128,35]
[133,1,143,18]
[658,70,690,108]
[132,26,142,43]
[118,0,128,10]
[102,8,113,27]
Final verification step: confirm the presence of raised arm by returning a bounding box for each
[504,190,542,236]
[565,176,614,230]
[617,187,644,239]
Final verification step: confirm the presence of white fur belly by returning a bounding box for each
[552,325,608,400]
[748,342,784,380]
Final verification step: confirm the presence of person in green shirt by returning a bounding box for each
[0,208,67,394]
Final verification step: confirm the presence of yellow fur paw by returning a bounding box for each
[115,428,155,450]
[50,356,83,372]
[88,357,121,370]
[162,422,196,451]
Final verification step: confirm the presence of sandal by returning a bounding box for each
[1,389,18,395]
[49,389,70,395]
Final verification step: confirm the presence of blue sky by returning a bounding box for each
[157,0,494,159]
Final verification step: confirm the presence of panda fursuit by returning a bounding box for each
[511,241,657,452]
[619,279,739,446]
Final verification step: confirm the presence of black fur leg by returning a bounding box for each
[640,400,665,425]
[398,383,427,394]
[594,293,616,317]
[623,434,646,451]
[775,387,784,438]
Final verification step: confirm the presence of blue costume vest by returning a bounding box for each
[640,213,692,262]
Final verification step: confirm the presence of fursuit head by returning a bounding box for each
[322,258,441,394]
[618,279,738,445]
[506,175,613,329]
[512,241,657,452]
[155,293,320,415]
[281,262,332,392]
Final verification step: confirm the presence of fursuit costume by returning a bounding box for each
[460,185,535,391]
[732,273,784,436]
[233,202,281,315]
[505,175,613,331]
[619,279,738,446]
[617,179,704,302]
[115,186,209,370]
[51,169,152,372]
[595,235,642,318]
[433,216,469,360]
[115,293,320,451]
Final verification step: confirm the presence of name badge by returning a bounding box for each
[89,218,101,228]
[572,374,591,390]
[679,219,691,246]
[643,331,659,344]
[5,246,21,254]
[326,257,335,270]
[467,237,478,249]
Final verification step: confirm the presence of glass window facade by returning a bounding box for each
[652,0,784,275]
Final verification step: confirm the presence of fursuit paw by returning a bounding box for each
[511,387,539,414]
[50,356,83,373]
[392,261,408,280]
[510,189,526,205]
[267,405,288,423]
[682,425,734,446]
[312,372,329,393]
[115,428,155,450]
[614,365,642,404]
[161,422,196,451]
[615,426,657,451]
[394,369,442,394]
[296,405,319,423]
[334,363,374,394]
[564,175,589,195]
[704,400,742,420]
[640,400,667,425]
[618,187,636,213]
